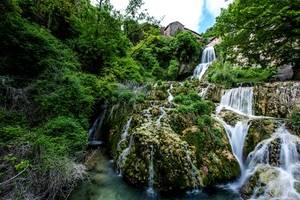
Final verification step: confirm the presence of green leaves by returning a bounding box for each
[214,0,300,67]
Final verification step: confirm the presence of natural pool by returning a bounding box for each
[70,151,240,200]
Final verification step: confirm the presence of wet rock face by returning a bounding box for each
[197,83,224,102]
[244,119,278,158]
[120,121,203,191]
[240,166,280,200]
[218,109,247,126]
[254,82,300,117]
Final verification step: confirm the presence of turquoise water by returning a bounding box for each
[70,151,240,200]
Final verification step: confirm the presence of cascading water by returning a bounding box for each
[117,117,133,150]
[167,84,174,103]
[242,125,300,199]
[216,86,300,200]
[88,105,107,146]
[215,87,254,176]
[147,145,156,197]
[183,144,201,194]
[156,107,166,127]
[117,135,134,176]
[193,46,216,80]
[217,87,254,115]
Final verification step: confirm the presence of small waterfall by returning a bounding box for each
[117,135,134,176]
[183,144,201,194]
[216,118,250,173]
[120,117,132,140]
[117,117,133,149]
[156,107,166,127]
[167,84,174,103]
[146,145,156,197]
[215,87,254,189]
[242,125,300,199]
[88,105,107,146]
[193,46,216,80]
[217,87,254,115]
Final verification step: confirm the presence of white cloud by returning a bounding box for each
[205,0,233,17]
[91,0,204,33]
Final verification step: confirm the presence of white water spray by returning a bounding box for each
[193,46,216,80]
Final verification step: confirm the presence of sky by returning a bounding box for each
[91,0,233,33]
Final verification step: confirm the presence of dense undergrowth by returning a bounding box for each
[205,61,276,88]
[0,0,298,199]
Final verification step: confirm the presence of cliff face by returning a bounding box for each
[253,82,300,118]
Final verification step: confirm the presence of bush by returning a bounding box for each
[206,61,276,87]
[34,116,87,160]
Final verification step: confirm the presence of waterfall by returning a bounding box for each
[242,125,300,199]
[167,84,174,103]
[117,117,133,149]
[117,135,134,176]
[215,87,254,190]
[88,105,107,146]
[193,46,216,80]
[216,87,254,170]
[147,145,156,197]
[183,144,201,194]
[156,107,166,127]
[217,87,254,115]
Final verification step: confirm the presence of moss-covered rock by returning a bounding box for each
[244,119,279,157]
[107,80,241,192]
[240,166,280,200]
[119,121,203,191]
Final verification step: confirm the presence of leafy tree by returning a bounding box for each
[215,0,300,67]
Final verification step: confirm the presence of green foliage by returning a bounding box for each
[34,72,95,122]
[214,0,300,67]
[0,11,77,80]
[167,59,180,80]
[69,2,130,74]
[33,116,86,166]
[107,57,144,83]
[172,31,202,64]
[17,0,76,39]
[0,125,25,142]
[174,92,214,115]
[15,160,30,172]
[206,61,276,87]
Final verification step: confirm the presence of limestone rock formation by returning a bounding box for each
[254,82,300,117]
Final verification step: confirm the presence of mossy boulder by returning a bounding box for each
[244,119,278,157]
[218,109,247,126]
[240,166,280,200]
[119,122,203,191]
[180,120,240,186]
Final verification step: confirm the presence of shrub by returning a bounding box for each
[206,61,276,87]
